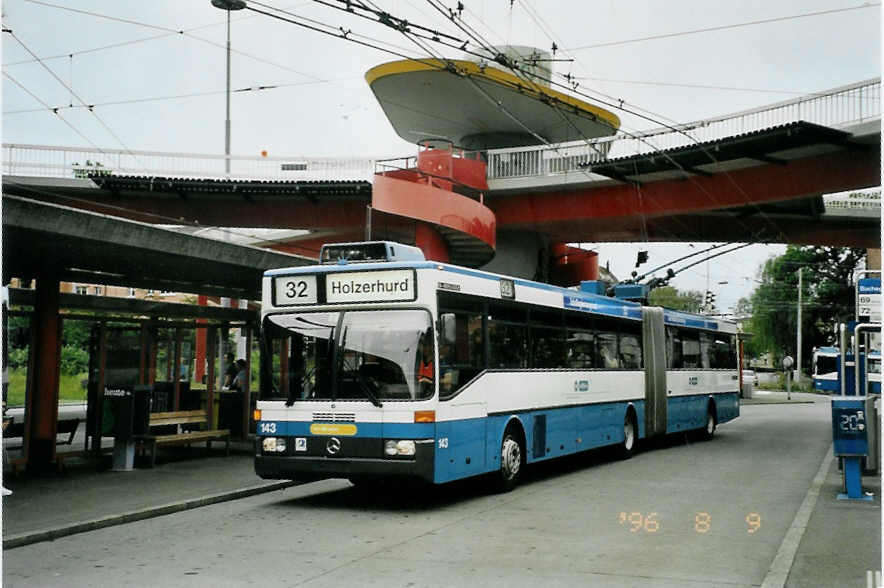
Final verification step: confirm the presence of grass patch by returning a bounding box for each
[7,368,88,408]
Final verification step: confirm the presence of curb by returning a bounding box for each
[3,480,298,550]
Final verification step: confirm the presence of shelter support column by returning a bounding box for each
[195,295,208,384]
[25,272,61,472]
[242,325,252,440]
[206,327,217,429]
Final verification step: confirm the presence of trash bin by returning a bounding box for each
[219,392,244,438]
[103,385,135,471]
[741,381,754,399]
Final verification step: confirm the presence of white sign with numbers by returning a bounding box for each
[274,275,318,306]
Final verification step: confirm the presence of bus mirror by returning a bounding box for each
[440,313,456,345]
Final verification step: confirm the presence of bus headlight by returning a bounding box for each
[384,440,416,456]
[262,437,286,453]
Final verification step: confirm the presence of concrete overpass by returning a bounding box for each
[3,80,879,281]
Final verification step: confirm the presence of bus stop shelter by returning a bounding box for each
[2,194,310,473]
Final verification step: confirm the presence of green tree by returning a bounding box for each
[744,245,863,372]
[647,285,703,313]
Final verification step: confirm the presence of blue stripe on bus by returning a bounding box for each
[259,392,739,485]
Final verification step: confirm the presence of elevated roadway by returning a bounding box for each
[3,79,879,274]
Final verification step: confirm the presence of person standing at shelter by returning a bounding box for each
[231,359,248,392]
[222,352,237,390]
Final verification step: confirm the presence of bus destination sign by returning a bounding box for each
[326,269,415,303]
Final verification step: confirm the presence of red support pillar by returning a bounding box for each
[206,327,217,429]
[195,295,208,384]
[25,272,61,473]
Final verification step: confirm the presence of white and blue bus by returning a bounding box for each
[254,242,740,491]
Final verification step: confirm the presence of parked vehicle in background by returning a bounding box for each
[742,369,758,386]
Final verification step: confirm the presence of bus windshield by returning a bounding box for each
[262,309,435,403]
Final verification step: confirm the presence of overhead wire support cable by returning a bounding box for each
[20,0,324,81]
[568,3,881,51]
[2,71,104,150]
[7,30,137,156]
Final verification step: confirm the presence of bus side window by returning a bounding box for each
[666,327,682,369]
[620,333,642,369]
[438,309,484,398]
[597,332,619,369]
[566,330,595,368]
[699,332,713,369]
[681,331,701,369]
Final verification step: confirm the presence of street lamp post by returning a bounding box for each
[211,0,246,175]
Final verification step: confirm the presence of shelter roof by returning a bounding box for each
[2,195,311,300]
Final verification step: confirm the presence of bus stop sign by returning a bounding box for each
[831,397,868,457]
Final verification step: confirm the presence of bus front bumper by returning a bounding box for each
[255,440,435,483]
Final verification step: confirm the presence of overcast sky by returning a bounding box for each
[2,0,881,310]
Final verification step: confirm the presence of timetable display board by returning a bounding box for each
[857,277,881,322]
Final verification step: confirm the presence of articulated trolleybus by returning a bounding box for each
[255,241,740,491]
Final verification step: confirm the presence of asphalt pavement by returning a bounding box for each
[1,391,881,587]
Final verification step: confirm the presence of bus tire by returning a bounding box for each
[618,411,637,460]
[494,427,524,493]
[699,404,716,440]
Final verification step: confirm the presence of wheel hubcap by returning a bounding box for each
[502,438,520,479]
[707,414,715,434]
[624,420,634,450]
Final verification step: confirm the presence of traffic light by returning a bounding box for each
[635,250,649,268]
[704,290,716,310]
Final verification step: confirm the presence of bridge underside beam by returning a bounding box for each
[516,212,878,247]
[489,147,880,240]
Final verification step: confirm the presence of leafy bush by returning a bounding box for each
[8,347,29,370]
[60,345,89,375]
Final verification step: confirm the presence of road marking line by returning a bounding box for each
[761,446,834,588]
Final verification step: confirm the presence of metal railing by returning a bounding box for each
[2,143,377,182]
[487,78,881,180]
[4,79,879,185]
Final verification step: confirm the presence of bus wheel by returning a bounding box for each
[700,406,716,440]
[495,429,524,493]
[618,412,637,460]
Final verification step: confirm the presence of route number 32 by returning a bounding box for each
[274,275,317,305]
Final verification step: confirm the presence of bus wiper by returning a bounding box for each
[339,326,383,408]
[353,369,383,408]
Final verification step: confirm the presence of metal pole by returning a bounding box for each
[212,1,245,172]
[839,323,847,396]
[224,8,231,175]
[796,267,802,384]
[786,367,791,401]
[854,323,882,397]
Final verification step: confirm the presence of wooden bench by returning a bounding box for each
[136,410,229,467]
[3,418,80,449]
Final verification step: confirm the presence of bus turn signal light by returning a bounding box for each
[253,409,262,422]
[414,410,435,423]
